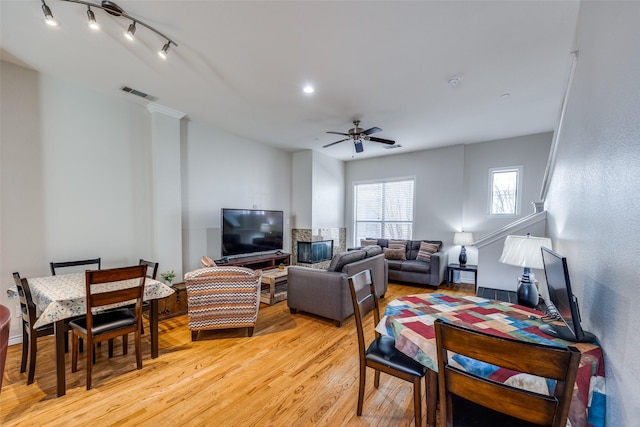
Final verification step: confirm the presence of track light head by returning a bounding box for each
[41,0,58,26]
[87,6,100,30]
[125,21,136,41]
[158,41,170,59]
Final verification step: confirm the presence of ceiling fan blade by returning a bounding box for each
[362,127,382,135]
[354,140,364,153]
[368,136,396,145]
[326,131,350,136]
[323,138,350,148]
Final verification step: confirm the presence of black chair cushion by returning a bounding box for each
[365,335,426,377]
[450,395,542,427]
[68,308,135,335]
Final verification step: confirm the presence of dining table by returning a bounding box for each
[376,293,605,427]
[9,272,174,397]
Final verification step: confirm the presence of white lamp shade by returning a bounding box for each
[499,235,552,269]
[453,232,474,246]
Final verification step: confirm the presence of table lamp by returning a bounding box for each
[453,232,474,266]
[499,233,552,308]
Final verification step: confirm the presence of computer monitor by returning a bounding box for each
[539,247,596,343]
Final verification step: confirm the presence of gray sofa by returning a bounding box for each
[287,246,388,326]
[353,239,447,287]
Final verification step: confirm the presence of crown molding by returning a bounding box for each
[147,102,186,119]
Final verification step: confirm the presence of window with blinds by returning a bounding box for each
[354,179,414,245]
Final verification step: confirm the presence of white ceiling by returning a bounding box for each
[0,0,580,161]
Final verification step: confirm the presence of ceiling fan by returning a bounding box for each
[324,120,396,153]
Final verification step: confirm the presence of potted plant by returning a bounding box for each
[160,270,176,286]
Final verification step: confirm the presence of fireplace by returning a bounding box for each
[297,240,334,264]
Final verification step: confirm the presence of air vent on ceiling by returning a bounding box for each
[384,144,402,150]
[121,86,157,102]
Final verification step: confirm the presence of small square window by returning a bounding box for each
[489,167,521,216]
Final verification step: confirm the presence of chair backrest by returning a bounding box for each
[184,266,262,329]
[12,272,38,328]
[85,265,147,330]
[347,269,379,359]
[138,259,159,279]
[434,319,581,427]
[50,258,101,275]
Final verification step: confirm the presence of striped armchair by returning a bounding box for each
[184,266,262,340]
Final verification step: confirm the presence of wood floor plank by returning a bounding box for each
[0,282,475,426]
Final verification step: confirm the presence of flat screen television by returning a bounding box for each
[221,209,284,257]
[539,247,596,343]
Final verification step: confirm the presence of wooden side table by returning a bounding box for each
[446,263,478,293]
[144,282,187,320]
[260,267,288,305]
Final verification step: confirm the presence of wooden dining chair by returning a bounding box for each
[136,259,158,334]
[347,269,428,426]
[69,265,147,390]
[434,319,581,427]
[50,258,101,275]
[13,272,56,385]
[139,259,159,279]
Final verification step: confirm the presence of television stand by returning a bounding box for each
[218,252,291,271]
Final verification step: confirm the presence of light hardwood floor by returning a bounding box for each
[0,281,475,426]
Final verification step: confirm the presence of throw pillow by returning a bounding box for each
[360,239,379,247]
[201,255,217,267]
[383,247,407,260]
[389,239,407,251]
[416,242,440,262]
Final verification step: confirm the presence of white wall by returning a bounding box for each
[291,151,313,229]
[345,145,465,248]
[181,121,292,273]
[544,2,640,424]
[464,132,552,284]
[311,151,345,229]
[463,132,552,237]
[1,60,153,340]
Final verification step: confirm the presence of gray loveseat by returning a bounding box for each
[287,246,388,326]
[353,239,447,287]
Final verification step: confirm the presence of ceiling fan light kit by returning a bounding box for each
[40,0,178,59]
[324,120,396,154]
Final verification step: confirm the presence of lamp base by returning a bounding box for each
[458,245,467,266]
[517,278,539,308]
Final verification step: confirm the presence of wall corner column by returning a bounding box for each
[147,103,186,280]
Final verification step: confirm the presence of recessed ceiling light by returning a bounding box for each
[303,85,315,94]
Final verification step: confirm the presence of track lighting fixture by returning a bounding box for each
[41,0,59,26]
[42,0,177,58]
[86,6,99,30]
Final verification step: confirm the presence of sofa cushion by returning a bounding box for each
[387,259,402,270]
[363,245,383,257]
[416,241,440,262]
[383,247,406,260]
[368,238,389,248]
[327,250,366,272]
[400,260,431,274]
[407,240,443,260]
[360,239,379,247]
